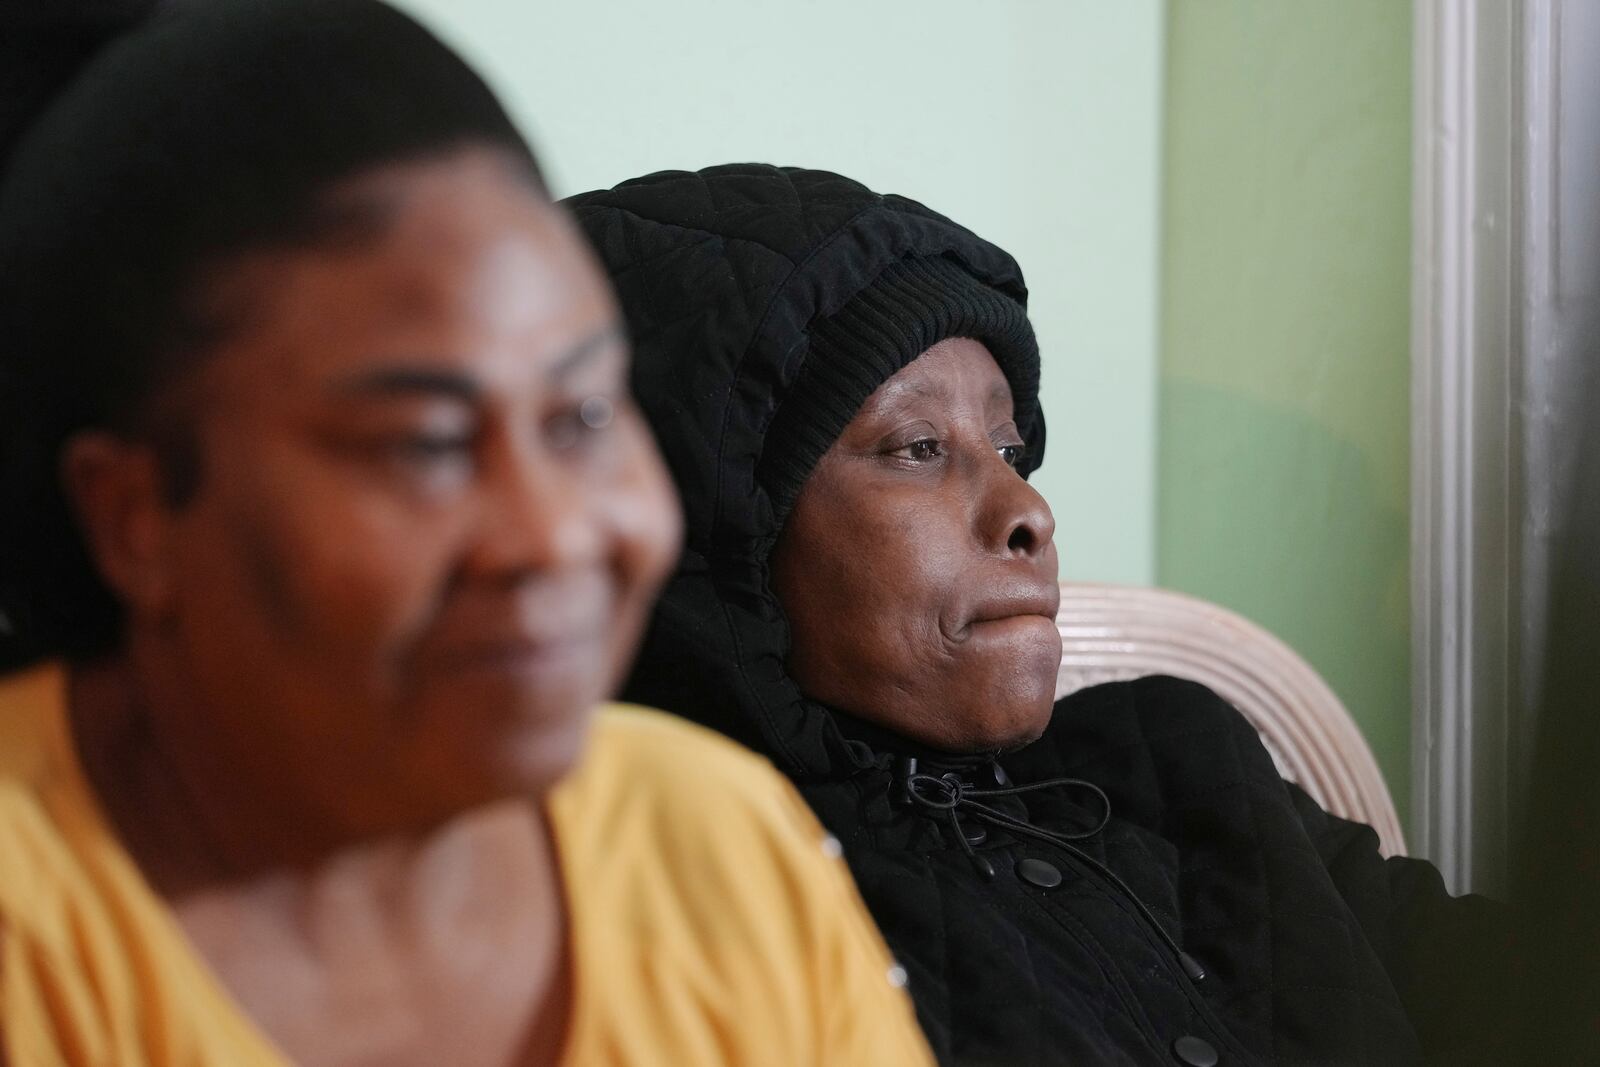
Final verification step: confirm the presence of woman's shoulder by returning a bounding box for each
[557,703,821,846]
[1054,672,1249,717]
[0,664,65,786]
[1010,675,1282,807]
[550,704,934,1067]
[588,701,776,767]
[1044,674,1265,755]
[551,701,869,934]
[0,663,92,912]
[580,702,790,797]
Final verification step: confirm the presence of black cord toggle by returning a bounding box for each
[896,759,1206,985]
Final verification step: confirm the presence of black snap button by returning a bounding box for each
[1015,857,1062,889]
[1172,1035,1219,1066]
[963,822,988,846]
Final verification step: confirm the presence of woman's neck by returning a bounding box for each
[68,651,323,889]
[65,652,572,1065]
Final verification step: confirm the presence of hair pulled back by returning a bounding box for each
[0,0,541,667]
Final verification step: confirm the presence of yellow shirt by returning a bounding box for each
[0,665,932,1066]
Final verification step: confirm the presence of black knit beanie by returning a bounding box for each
[759,254,1042,524]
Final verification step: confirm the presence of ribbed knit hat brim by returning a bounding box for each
[758,254,1041,526]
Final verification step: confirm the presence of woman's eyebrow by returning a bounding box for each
[321,322,628,402]
[548,320,627,383]
[328,367,482,403]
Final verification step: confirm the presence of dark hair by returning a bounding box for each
[0,0,543,668]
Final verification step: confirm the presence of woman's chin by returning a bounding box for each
[927,693,1055,755]
[982,706,1055,753]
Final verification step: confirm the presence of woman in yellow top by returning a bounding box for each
[0,3,933,1065]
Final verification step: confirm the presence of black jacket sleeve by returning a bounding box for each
[1285,783,1516,1064]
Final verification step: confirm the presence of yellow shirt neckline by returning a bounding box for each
[25,662,591,1066]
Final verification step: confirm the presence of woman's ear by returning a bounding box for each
[61,432,178,619]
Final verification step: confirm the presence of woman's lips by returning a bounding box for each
[943,579,1062,647]
[960,613,1061,644]
[963,586,1062,628]
[431,632,607,680]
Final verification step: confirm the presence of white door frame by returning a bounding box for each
[1411,0,1587,895]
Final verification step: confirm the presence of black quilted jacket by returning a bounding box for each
[566,166,1508,1066]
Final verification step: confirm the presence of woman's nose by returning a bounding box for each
[979,455,1055,559]
[467,440,598,580]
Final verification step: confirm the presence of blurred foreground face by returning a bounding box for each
[770,338,1061,752]
[119,149,680,824]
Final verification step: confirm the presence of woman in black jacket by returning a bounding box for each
[566,164,1507,1066]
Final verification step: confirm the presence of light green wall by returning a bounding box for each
[392,0,1166,585]
[361,3,1418,811]
[1158,1,1413,818]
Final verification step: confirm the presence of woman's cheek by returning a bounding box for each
[588,420,676,579]
[292,499,462,640]
[621,469,684,592]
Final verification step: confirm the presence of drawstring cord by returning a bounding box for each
[901,765,1110,874]
[900,757,1207,982]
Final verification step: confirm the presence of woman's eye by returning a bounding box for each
[391,434,474,463]
[369,433,475,490]
[546,395,617,451]
[998,443,1027,468]
[890,439,943,462]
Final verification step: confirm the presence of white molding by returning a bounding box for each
[1410,0,1518,895]
[1411,0,1585,896]
[1515,0,1559,801]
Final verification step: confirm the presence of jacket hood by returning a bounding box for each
[565,164,1046,781]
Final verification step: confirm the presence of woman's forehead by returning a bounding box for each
[195,154,614,394]
[315,324,628,404]
[859,339,1015,415]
